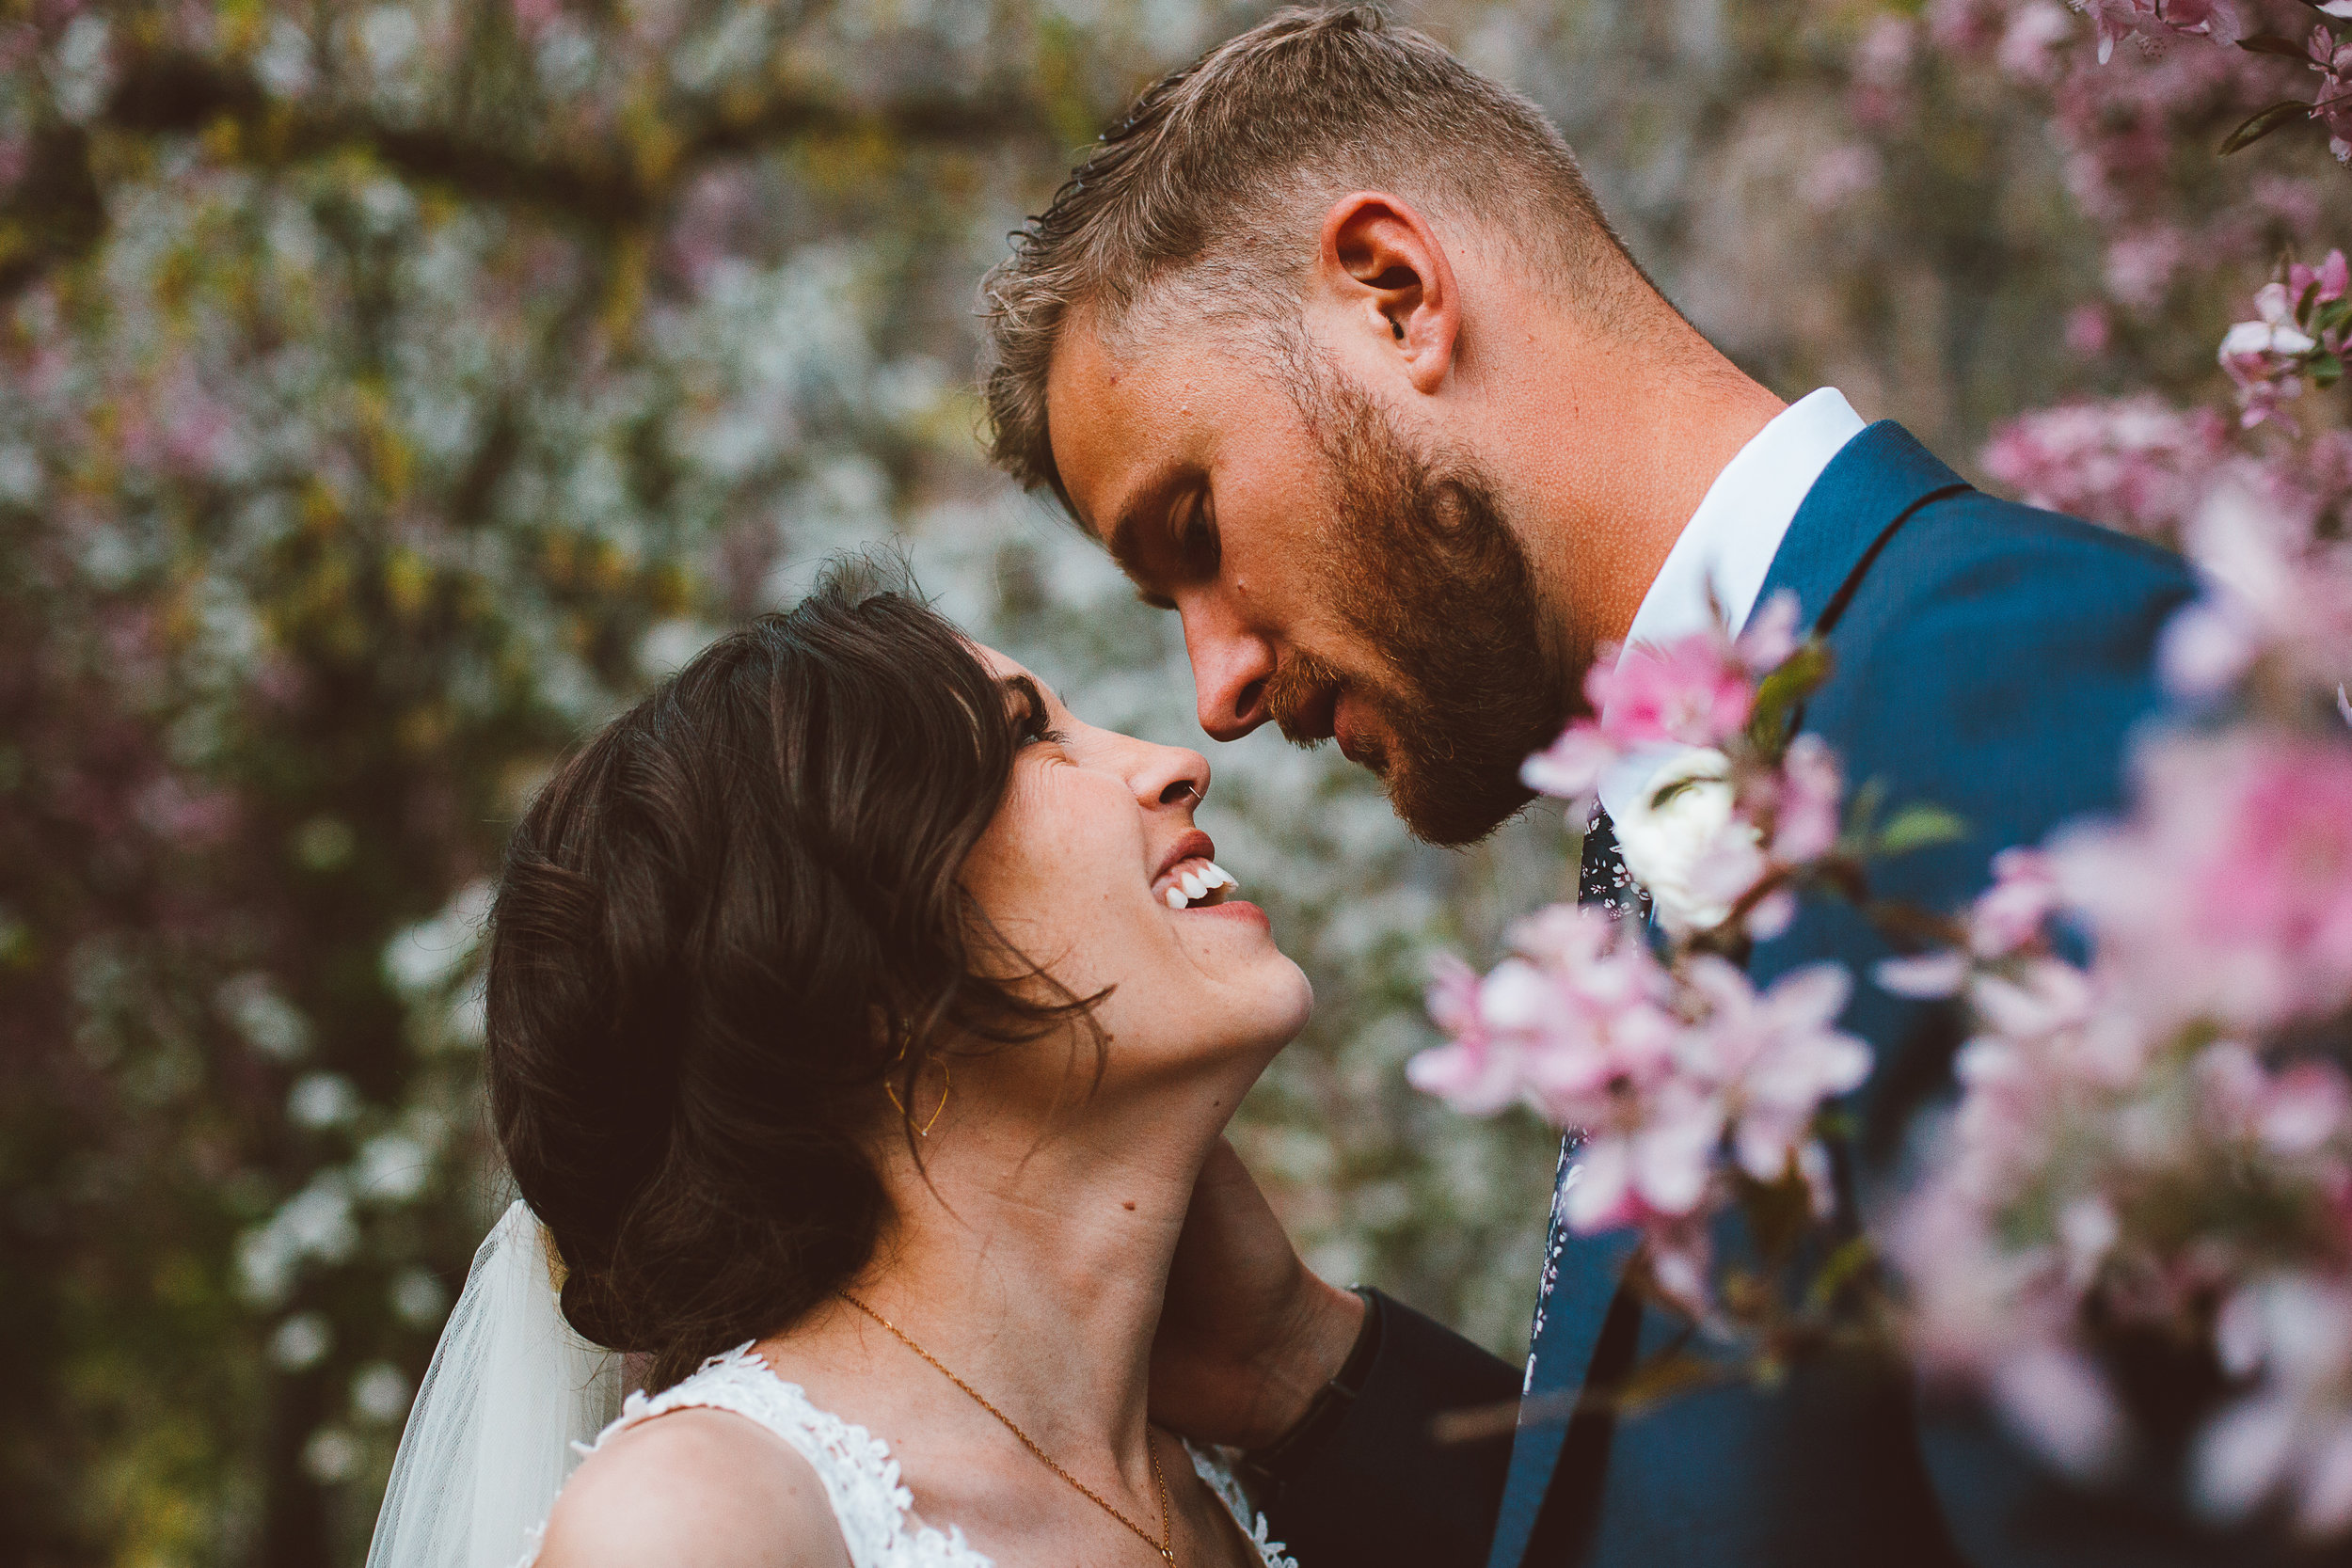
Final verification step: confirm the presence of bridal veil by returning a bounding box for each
[366,1199,624,1568]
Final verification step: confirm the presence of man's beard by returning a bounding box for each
[1263,370,1572,847]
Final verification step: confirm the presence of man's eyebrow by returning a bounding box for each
[1097,463,1192,577]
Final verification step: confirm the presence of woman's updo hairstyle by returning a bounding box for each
[485,558,1097,1388]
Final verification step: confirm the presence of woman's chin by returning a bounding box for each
[1253,958,1315,1047]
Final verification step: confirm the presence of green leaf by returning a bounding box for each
[1649,774,1703,811]
[2316,352,2344,388]
[2220,100,2311,156]
[1746,641,1836,756]
[2239,33,2315,58]
[2316,297,2352,336]
[1875,802,1967,856]
[1804,1235,1882,1312]
[1837,777,1888,852]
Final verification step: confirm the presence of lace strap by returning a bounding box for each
[1181,1443,1297,1568]
[561,1344,981,1568]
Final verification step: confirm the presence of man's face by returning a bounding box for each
[1045,313,1570,846]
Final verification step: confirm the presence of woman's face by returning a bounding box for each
[957,646,1312,1091]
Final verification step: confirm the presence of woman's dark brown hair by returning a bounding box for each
[485,559,1093,1387]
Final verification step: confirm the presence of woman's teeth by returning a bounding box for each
[1158,859,1238,911]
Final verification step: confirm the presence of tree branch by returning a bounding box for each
[0,47,1059,300]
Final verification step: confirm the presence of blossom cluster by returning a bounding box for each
[1413,607,1897,1330]
[1979,394,2233,540]
[2219,249,2352,427]
[1516,594,1847,940]
[1880,476,2352,1535]
[1883,2,2324,325]
[1412,908,1869,1316]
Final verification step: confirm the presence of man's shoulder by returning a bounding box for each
[1862,485,2195,618]
[1822,486,2199,689]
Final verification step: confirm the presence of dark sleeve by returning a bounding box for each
[1260,1291,1521,1568]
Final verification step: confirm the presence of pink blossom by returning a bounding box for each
[2308,25,2352,165]
[1849,15,1919,128]
[1771,733,1844,863]
[2106,226,2185,308]
[2055,733,2352,1032]
[1565,1087,1724,1232]
[1991,1341,2132,1480]
[1682,958,1870,1197]
[1406,956,1522,1116]
[1736,591,1804,673]
[1590,637,1755,750]
[2064,303,2112,356]
[1998,3,2076,83]
[2195,1275,2352,1535]
[1969,847,2062,957]
[1979,395,2230,543]
[1520,719,1617,806]
[1926,0,2014,53]
[2076,0,2240,66]
[2170,481,2352,701]
[2192,1041,2352,1158]
[2289,248,2351,308]
[2220,280,2323,428]
[1409,907,1680,1127]
[1875,950,1970,998]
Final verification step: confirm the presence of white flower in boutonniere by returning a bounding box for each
[1613,747,1767,935]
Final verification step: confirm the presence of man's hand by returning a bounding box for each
[1150,1137,1367,1450]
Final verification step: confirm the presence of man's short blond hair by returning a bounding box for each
[979,5,1647,498]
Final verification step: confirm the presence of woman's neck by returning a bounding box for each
[807,1078,1239,1462]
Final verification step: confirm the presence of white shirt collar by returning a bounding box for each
[1619,387,1867,657]
[1595,388,1867,823]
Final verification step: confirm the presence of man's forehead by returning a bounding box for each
[1047,306,1242,531]
[1044,313,1151,535]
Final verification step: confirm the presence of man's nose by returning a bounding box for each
[1179,600,1274,742]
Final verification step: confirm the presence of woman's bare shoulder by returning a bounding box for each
[535,1405,851,1568]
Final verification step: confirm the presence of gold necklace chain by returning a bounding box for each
[835,1291,1175,1564]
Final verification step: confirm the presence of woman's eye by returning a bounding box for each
[1014,689,1066,749]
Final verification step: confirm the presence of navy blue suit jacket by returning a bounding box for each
[1257,424,2285,1568]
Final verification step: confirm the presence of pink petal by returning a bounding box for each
[1564,1139,1636,1232]
[1876,951,1968,998]
[1522,721,1617,801]
[2194,1398,2297,1523]
[1993,1345,2129,1481]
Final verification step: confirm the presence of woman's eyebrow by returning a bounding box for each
[999,673,1066,712]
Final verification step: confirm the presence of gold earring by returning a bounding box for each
[884,1036,950,1136]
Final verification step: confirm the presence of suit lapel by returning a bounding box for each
[1483,421,1969,1568]
[1755,420,1971,635]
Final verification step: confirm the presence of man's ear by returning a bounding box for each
[1317,192,1461,396]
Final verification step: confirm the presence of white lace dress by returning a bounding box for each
[526,1344,1296,1568]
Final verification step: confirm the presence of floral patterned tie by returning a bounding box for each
[1578,801,1651,923]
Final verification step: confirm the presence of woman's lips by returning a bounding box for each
[1154,855,1238,910]
[1187,896,1269,929]
[1154,828,1216,884]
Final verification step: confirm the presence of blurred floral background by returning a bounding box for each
[4,0,2346,1563]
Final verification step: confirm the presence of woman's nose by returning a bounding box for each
[1141,745,1212,811]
